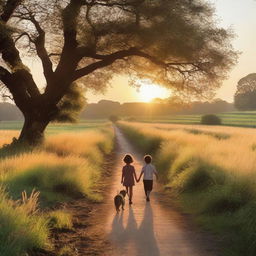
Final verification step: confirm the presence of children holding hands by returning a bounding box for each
[121,154,158,204]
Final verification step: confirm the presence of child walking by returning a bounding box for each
[137,155,158,201]
[121,154,137,204]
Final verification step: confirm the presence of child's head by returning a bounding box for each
[144,155,152,164]
[123,154,133,164]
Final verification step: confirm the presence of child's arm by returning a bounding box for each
[133,167,138,182]
[137,169,144,182]
[121,167,124,184]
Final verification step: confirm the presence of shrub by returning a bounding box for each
[109,115,119,123]
[201,114,222,125]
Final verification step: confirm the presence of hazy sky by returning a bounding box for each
[85,0,256,103]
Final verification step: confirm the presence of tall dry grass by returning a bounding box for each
[119,121,256,256]
[0,125,114,255]
[120,122,256,175]
[0,130,19,147]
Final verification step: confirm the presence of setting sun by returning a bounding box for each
[138,82,170,102]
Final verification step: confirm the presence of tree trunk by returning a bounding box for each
[18,116,50,146]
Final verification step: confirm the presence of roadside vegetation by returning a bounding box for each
[0,123,114,256]
[119,121,256,256]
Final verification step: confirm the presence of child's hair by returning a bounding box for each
[123,154,133,164]
[144,155,152,164]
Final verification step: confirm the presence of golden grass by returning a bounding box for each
[0,128,113,200]
[120,122,256,255]
[0,130,19,147]
[120,121,256,176]
[46,210,73,230]
[0,126,114,255]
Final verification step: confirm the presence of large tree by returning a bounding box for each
[0,0,237,145]
[234,73,256,110]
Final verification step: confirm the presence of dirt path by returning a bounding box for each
[103,127,220,256]
[45,127,220,256]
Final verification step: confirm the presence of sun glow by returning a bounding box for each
[138,82,170,102]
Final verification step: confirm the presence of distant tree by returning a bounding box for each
[109,115,119,123]
[0,0,237,145]
[234,73,256,110]
[201,114,221,125]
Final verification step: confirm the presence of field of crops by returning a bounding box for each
[118,121,256,256]
[138,111,256,128]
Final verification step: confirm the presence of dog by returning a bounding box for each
[114,190,127,213]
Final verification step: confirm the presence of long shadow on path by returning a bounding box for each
[110,204,160,256]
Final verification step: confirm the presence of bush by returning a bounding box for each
[109,115,119,123]
[201,114,222,125]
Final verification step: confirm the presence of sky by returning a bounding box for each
[85,0,256,103]
[28,0,256,104]
[213,0,256,102]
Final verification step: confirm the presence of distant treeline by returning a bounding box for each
[0,100,235,121]
[81,99,235,119]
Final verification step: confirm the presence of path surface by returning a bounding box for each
[104,127,219,256]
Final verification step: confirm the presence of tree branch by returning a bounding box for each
[54,0,84,76]
[13,9,54,83]
[1,0,23,22]
[83,0,145,7]
[0,2,41,101]
[14,32,34,43]
[62,0,83,50]
[72,47,203,81]
[48,53,61,58]
[30,15,54,84]
[0,66,13,86]
[2,94,14,101]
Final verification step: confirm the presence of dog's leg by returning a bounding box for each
[122,201,125,210]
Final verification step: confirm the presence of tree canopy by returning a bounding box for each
[0,0,238,144]
[234,73,256,110]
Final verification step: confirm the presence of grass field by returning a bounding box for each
[137,111,256,128]
[0,119,107,133]
[0,121,113,256]
[118,121,256,256]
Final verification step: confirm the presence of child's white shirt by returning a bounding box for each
[141,164,157,180]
